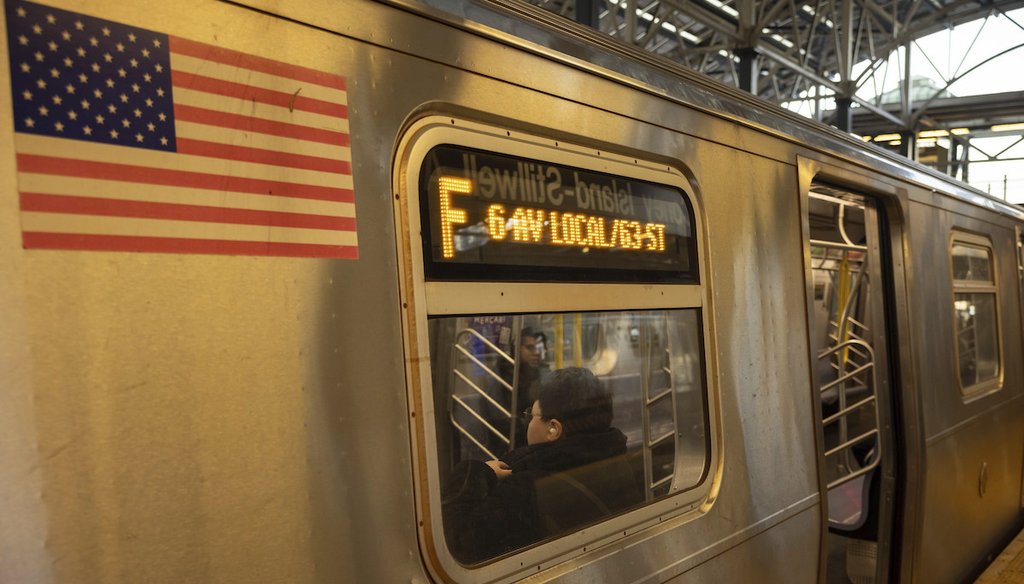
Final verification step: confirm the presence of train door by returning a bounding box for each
[1017,225,1024,510]
[807,184,899,584]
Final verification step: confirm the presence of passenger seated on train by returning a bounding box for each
[442,367,642,564]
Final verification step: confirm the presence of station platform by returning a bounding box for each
[977,529,1024,583]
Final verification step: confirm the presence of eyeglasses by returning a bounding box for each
[521,408,542,423]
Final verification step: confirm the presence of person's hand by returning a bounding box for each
[485,459,512,479]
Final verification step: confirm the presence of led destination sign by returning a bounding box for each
[420,145,697,282]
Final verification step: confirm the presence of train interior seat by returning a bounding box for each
[534,453,644,535]
[827,466,880,541]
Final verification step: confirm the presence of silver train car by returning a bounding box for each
[2,0,1022,582]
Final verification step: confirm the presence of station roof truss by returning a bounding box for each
[522,0,1024,138]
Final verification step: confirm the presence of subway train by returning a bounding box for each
[2,0,1022,582]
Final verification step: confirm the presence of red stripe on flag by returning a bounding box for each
[175,104,350,147]
[21,192,356,232]
[17,154,354,203]
[23,232,359,258]
[169,36,346,91]
[176,138,351,174]
[171,70,347,118]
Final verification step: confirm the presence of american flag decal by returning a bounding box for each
[5,0,357,258]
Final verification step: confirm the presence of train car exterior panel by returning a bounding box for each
[0,0,419,581]
[528,137,823,582]
[919,402,1024,583]
[693,142,820,512]
[1,0,825,580]
[241,0,804,173]
[905,198,1024,583]
[905,200,1024,437]
[3,0,1024,582]
[390,86,822,582]
[663,505,821,583]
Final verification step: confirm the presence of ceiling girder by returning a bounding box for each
[527,0,1023,136]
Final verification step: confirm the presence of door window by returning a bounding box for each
[950,234,1002,396]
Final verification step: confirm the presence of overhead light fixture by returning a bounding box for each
[680,30,700,43]
[772,34,794,48]
[703,0,739,18]
[607,0,701,43]
[873,133,901,142]
[991,122,1024,132]
[950,128,970,135]
[918,129,948,138]
[609,0,702,43]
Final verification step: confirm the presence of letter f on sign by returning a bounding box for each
[438,176,473,259]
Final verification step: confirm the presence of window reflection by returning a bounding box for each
[950,237,1001,394]
[954,293,999,388]
[430,309,707,563]
[951,243,992,281]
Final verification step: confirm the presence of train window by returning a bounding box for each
[396,117,716,580]
[430,308,707,565]
[950,234,1002,396]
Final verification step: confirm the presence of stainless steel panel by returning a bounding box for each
[305,0,1024,222]
[907,201,1024,437]
[0,1,417,582]
[0,73,53,584]
[918,400,1024,583]
[906,196,1024,582]
[506,139,822,583]
[364,18,825,579]
[665,504,821,583]
[9,0,988,581]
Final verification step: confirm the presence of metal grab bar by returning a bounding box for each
[454,343,512,392]
[818,334,882,491]
[641,335,677,502]
[452,395,510,444]
[823,395,877,426]
[818,338,874,363]
[826,455,880,490]
[453,369,510,418]
[825,428,880,459]
[819,361,875,393]
[651,474,673,491]
[810,238,868,252]
[844,315,871,334]
[647,387,673,406]
[449,327,517,459]
[450,415,500,462]
[823,428,880,459]
[649,430,675,448]
[810,192,883,493]
[836,261,868,345]
[828,316,870,344]
[458,327,515,366]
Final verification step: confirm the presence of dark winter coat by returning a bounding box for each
[441,427,642,564]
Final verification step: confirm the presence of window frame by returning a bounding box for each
[393,116,720,583]
[948,231,1004,400]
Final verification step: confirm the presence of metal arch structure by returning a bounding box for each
[524,0,1024,135]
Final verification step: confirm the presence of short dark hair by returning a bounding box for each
[537,367,612,436]
[519,327,542,344]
